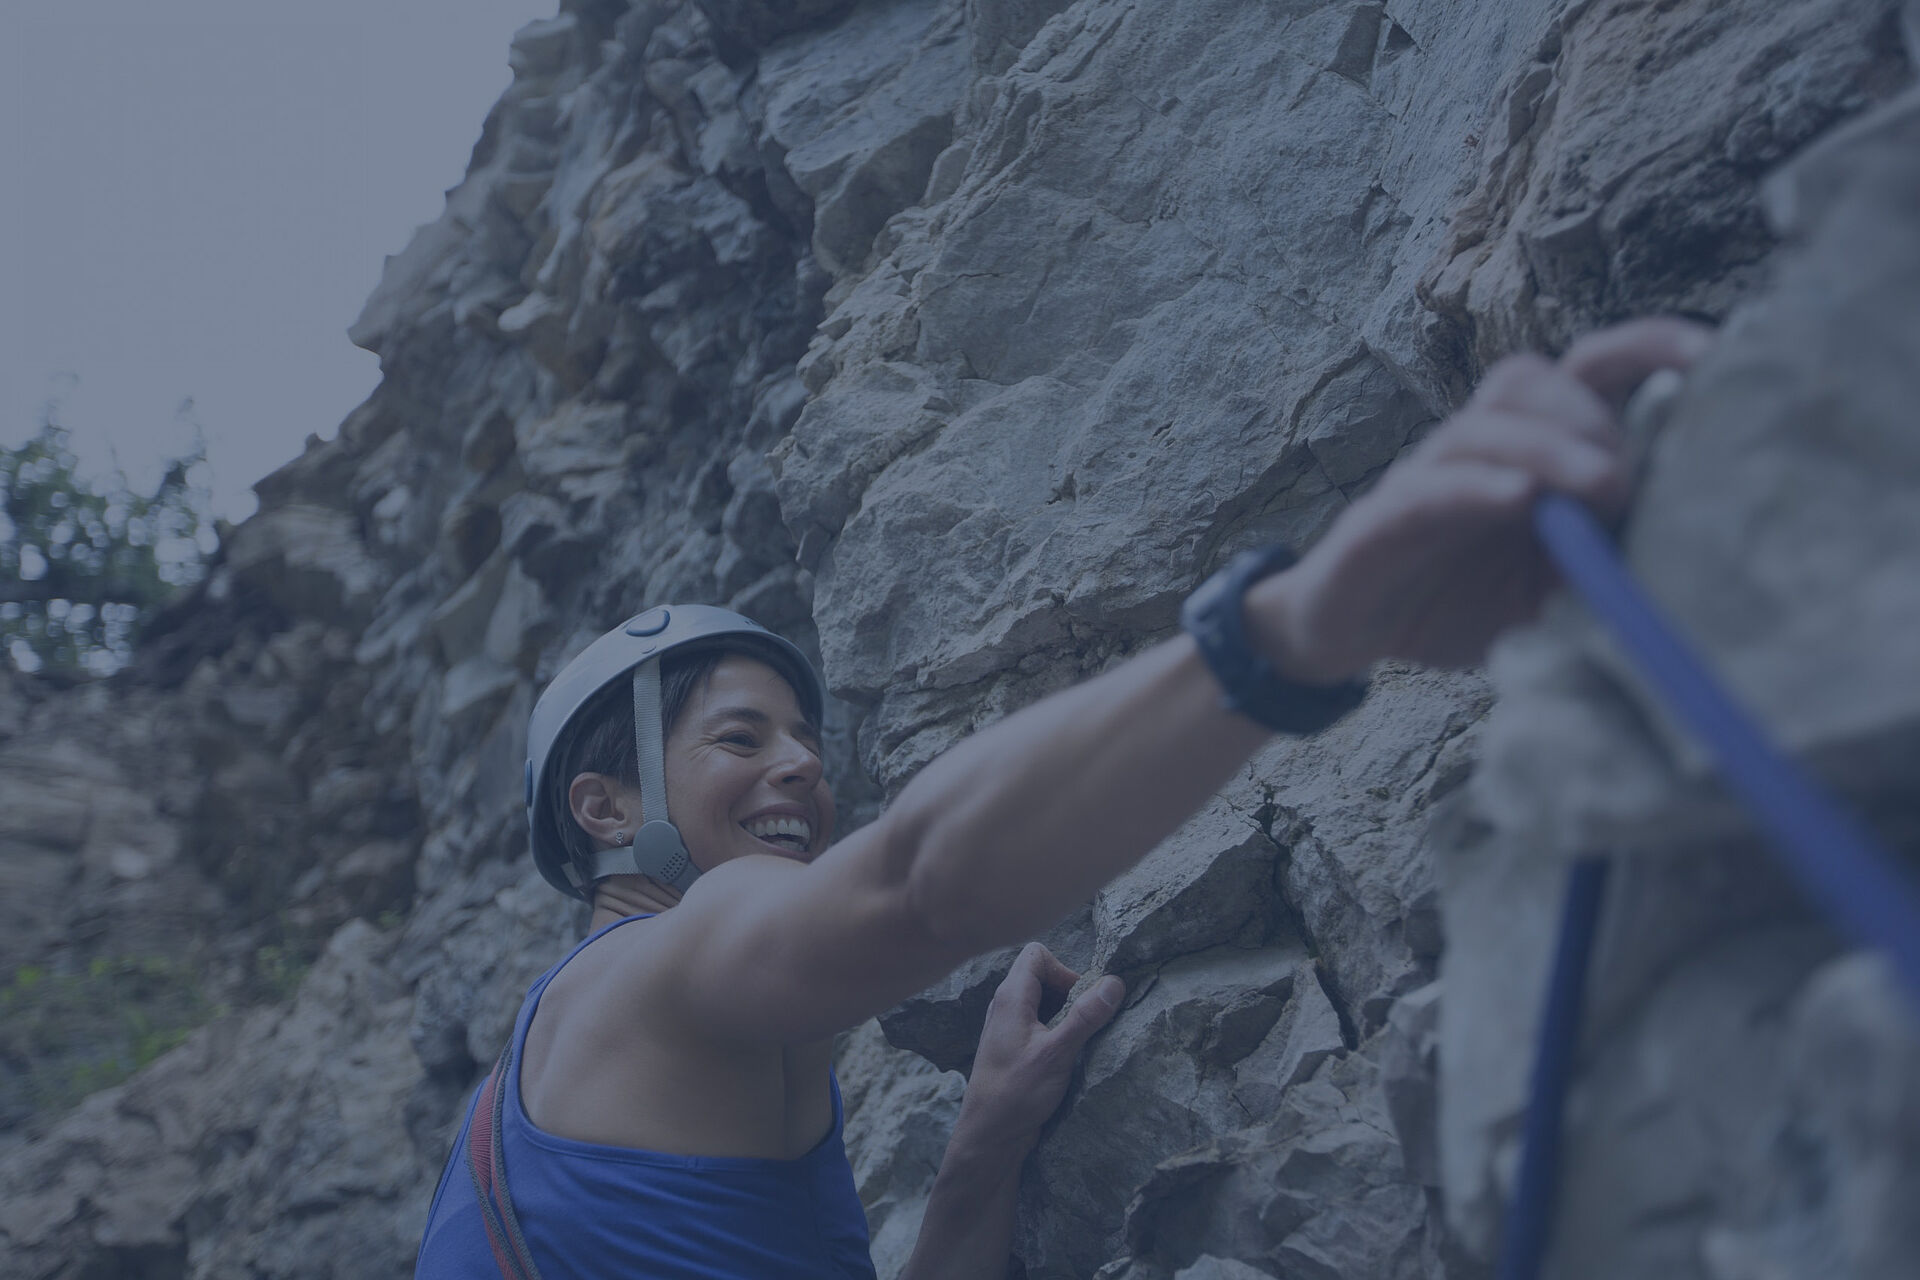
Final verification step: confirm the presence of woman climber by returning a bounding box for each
[414,318,1711,1277]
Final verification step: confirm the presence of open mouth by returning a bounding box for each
[742,815,812,856]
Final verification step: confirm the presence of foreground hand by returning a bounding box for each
[958,943,1124,1151]
[1262,317,1714,679]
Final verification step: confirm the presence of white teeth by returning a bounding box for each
[744,815,812,847]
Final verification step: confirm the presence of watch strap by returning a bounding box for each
[1180,543,1368,735]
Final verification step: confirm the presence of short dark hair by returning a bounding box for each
[544,639,815,876]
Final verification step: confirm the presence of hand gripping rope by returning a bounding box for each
[1496,493,1920,1280]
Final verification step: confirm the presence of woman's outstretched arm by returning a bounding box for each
[650,319,1712,1045]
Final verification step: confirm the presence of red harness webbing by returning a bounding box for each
[464,1042,545,1280]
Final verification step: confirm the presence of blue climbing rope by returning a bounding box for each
[1496,493,1920,1280]
[1532,493,1920,997]
[1496,858,1608,1280]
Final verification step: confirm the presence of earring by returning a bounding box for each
[616,830,630,846]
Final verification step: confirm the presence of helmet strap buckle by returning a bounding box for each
[630,820,697,892]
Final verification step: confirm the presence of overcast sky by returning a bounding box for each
[1,0,557,521]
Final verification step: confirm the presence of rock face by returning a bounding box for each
[1444,71,1920,1278]
[0,1,1915,1277]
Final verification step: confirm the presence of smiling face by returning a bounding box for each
[659,655,836,870]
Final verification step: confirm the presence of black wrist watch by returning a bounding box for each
[1180,543,1369,735]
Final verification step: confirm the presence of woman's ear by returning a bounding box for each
[568,773,639,848]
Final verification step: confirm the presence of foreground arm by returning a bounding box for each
[900,945,1124,1280]
[662,319,1712,1042]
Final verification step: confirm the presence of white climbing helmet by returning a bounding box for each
[524,604,824,901]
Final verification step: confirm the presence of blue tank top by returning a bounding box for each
[415,915,877,1278]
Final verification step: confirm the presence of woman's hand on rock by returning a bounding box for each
[1253,317,1715,680]
[955,942,1124,1153]
[904,946,1120,1276]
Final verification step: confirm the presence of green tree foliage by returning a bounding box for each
[0,957,219,1124]
[0,415,214,676]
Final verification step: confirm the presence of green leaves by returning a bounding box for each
[1,417,214,676]
[0,956,219,1122]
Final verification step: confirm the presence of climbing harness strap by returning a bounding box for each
[465,1040,546,1280]
[1499,494,1920,1280]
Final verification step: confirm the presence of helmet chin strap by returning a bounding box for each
[580,661,700,893]
[630,661,700,891]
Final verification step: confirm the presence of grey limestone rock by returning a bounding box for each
[1091,795,1285,981]
[1774,955,1920,1280]
[4,0,1918,1276]
[758,0,969,276]
[1172,1259,1276,1280]
[1440,13,1920,1274]
[0,922,421,1280]
[222,502,389,626]
[835,1019,966,1276]
[1419,0,1905,363]
[1120,1051,1444,1280]
[693,0,860,56]
[1015,943,1322,1277]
